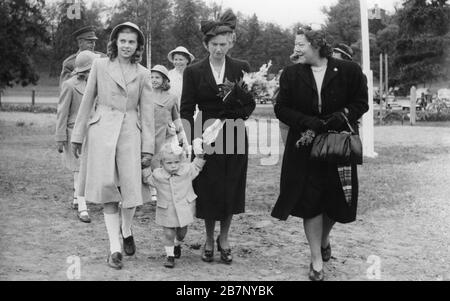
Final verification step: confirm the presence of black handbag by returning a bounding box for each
[310,114,363,165]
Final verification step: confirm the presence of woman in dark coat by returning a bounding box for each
[271,26,368,280]
[180,9,255,264]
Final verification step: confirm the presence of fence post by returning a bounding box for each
[410,86,416,125]
[31,90,35,109]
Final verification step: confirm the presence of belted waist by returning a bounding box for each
[96,104,138,115]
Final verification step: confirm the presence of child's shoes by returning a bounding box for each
[174,245,181,259]
[164,256,175,268]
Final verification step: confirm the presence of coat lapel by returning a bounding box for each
[73,79,86,95]
[126,64,138,86]
[200,57,219,93]
[224,56,235,83]
[296,64,317,92]
[322,58,339,90]
[106,59,127,91]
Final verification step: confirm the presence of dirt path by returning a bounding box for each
[0,112,449,281]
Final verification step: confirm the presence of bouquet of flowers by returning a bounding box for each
[242,61,279,102]
[204,61,280,145]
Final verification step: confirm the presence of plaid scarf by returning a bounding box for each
[337,164,352,206]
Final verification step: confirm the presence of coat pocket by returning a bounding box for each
[87,113,101,126]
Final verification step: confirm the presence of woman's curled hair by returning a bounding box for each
[107,28,144,64]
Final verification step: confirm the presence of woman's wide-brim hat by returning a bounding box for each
[151,65,170,82]
[73,50,101,74]
[333,43,353,60]
[110,22,145,45]
[167,46,195,64]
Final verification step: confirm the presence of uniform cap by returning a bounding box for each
[72,25,98,40]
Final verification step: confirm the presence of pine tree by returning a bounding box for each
[394,0,450,89]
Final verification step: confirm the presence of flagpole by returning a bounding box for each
[360,0,378,158]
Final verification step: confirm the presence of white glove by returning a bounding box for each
[193,138,204,155]
[167,122,177,137]
[202,119,225,145]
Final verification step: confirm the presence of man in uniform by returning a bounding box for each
[60,25,101,86]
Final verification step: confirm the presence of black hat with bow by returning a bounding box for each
[200,9,237,37]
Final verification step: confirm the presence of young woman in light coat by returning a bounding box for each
[71,22,155,270]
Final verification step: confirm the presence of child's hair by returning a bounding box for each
[158,143,185,163]
[151,71,171,91]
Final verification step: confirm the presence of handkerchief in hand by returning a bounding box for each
[202,119,225,145]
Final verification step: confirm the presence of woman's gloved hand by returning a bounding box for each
[303,117,326,133]
[142,167,152,185]
[141,153,153,168]
[324,111,347,131]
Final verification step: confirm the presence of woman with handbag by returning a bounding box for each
[271,26,368,281]
[180,9,255,264]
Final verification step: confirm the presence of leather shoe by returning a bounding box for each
[164,256,175,268]
[309,263,324,281]
[321,243,331,262]
[216,236,232,264]
[174,245,181,259]
[201,244,214,263]
[121,228,136,256]
[77,210,91,223]
[107,252,123,270]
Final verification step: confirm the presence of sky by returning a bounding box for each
[216,0,401,28]
[74,0,402,29]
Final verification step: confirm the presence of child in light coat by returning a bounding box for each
[142,139,204,268]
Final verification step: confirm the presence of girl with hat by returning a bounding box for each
[56,50,100,223]
[167,46,195,106]
[71,22,155,270]
[180,9,256,265]
[150,64,189,158]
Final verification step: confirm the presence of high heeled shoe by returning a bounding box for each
[216,236,232,264]
[201,244,214,263]
[321,243,332,262]
[309,263,324,281]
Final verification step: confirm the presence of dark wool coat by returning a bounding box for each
[180,55,256,221]
[271,57,369,223]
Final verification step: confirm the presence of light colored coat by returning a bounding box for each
[56,76,86,171]
[145,158,205,228]
[71,57,155,208]
[151,90,187,168]
[168,68,183,106]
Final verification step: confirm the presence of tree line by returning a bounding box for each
[1,0,449,94]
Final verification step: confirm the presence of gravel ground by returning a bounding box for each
[0,112,449,281]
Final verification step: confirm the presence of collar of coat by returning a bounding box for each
[106,58,139,92]
[295,57,340,92]
[73,78,86,95]
[198,55,238,94]
[157,164,189,179]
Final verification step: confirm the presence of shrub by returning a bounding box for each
[0,104,56,114]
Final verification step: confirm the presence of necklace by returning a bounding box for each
[311,64,327,73]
